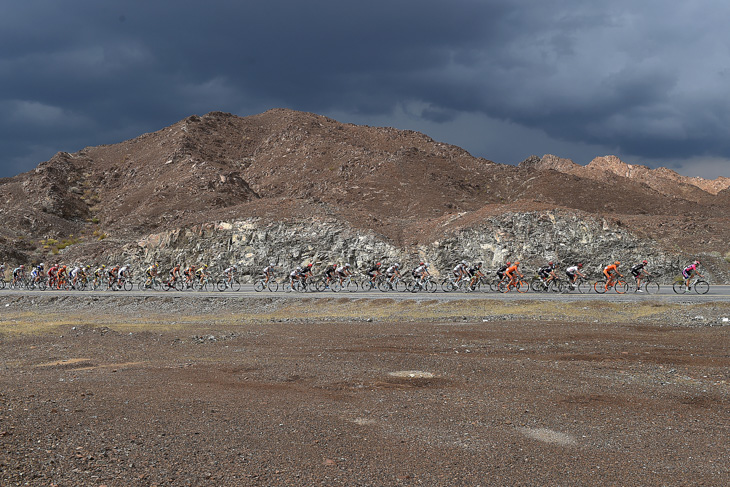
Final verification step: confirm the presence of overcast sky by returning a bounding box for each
[2,1,729,179]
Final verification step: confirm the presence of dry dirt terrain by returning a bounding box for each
[1,296,729,486]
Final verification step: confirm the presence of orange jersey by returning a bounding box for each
[506,264,519,274]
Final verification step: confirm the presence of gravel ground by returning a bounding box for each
[1,296,729,486]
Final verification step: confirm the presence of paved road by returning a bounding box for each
[3,284,730,303]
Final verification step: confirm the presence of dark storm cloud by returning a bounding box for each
[1,0,729,178]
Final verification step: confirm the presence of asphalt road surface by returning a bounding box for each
[2,284,729,303]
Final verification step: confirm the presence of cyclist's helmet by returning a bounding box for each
[514,261,520,266]
[344,263,350,268]
[694,260,700,265]
[376,262,381,267]
[20,265,24,269]
[395,263,400,268]
[461,260,467,265]
[548,261,553,266]
[642,260,648,264]
[420,262,424,266]
[614,261,620,266]
[102,264,106,268]
[577,263,583,268]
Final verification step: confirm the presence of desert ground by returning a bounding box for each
[1,295,729,486]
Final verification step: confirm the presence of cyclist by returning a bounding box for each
[565,263,586,288]
[31,263,44,286]
[496,261,511,281]
[322,263,337,287]
[289,266,304,286]
[169,263,181,285]
[366,262,382,284]
[453,261,469,283]
[94,264,106,287]
[183,265,196,286]
[385,263,401,284]
[682,261,703,289]
[630,260,650,292]
[70,265,82,289]
[504,261,523,288]
[117,264,131,287]
[262,263,276,284]
[57,265,69,289]
[602,261,623,290]
[412,262,430,281]
[195,265,209,286]
[145,263,159,288]
[537,261,558,289]
[467,262,484,289]
[12,265,26,286]
[336,263,352,285]
[222,265,237,286]
[107,265,119,289]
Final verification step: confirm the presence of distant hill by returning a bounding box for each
[0,109,727,278]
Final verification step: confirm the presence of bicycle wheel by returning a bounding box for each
[395,279,408,292]
[426,279,438,293]
[645,281,660,294]
[441,278,455,292]
[345,280,359,292]
[283,281,293,293]
[530,279,545,293]
[694,280,709,294]
[614,280,628,294]
[549,280,565,293]
[266,280,278,292]
[575,280,589,294]
[253,280,265,292]
[498,280,510,293]
[672,281,687,294]
[378,280,392,292]
[123,280,133,291]
[594,280,608,294]
[516,279,529,293]
[330,281,342,292]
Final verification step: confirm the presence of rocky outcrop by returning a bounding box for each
[84,211,718,283]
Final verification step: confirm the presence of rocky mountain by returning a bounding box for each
[0,109,728,281]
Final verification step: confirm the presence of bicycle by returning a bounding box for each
[330,275,359,293]
[360,274,384,292]
[498,275,529,293]
[441,275,471,292]
[378,274,408,292]
[563,276,591,294]
[253,276,277,292]
[672,276,709,295]
[110,277,133,291]
[408,275,438,293]
[138,276,162,291]
[530,275,562,293]
[593,277,628,294]
[218,275,243,292]
[627,273,660,294]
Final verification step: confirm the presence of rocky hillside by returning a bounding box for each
[0,109,728,281]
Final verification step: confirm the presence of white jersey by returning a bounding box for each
[119,266,129,276]
[566,265,579,274]
[386,265,399,274]
[224,267,235,274]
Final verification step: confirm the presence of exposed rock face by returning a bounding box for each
[82,211,714,283]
